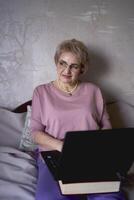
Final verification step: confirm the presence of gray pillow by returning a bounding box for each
[0,108,26,148]
[19,105,37,152]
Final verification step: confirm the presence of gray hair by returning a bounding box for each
[54,39,90,73]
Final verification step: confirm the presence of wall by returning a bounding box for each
[0,0,134,109]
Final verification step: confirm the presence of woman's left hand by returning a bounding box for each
[56,140,64,152]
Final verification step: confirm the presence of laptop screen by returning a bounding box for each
[59,128,133,183]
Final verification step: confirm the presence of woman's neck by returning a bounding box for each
[56,79,79,95]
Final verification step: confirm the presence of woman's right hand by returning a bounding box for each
[56,140,64,152]
[32,131,64,152]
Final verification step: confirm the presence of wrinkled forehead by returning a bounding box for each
[58,51,81,64]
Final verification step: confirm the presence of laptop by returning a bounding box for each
[41,128,134,184]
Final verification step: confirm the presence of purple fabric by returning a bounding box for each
[35,155,126,200]
[35,155,80,200]
[87,192,125,200]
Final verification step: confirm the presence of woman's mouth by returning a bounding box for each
[62,74,72,79]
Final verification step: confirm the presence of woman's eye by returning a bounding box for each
[72,65,79,69]
[59,61,66,66]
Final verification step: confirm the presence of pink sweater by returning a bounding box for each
[30,81,111,141]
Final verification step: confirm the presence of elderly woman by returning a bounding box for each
[30,39,125,200]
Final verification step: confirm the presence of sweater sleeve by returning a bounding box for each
[101,103,112,129]
[96,87,112,129]
[30,87,45,135]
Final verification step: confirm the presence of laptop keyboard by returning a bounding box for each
[47,152,61,168]
[42,150,61,180]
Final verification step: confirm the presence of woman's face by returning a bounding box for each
[56,52,81,85]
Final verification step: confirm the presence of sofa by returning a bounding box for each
[0,99,133,200]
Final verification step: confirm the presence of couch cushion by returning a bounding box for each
[0,108,26,148]
[19,105,37,152]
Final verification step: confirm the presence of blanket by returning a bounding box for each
[0,147,37,200]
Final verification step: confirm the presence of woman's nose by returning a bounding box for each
[64,65,71,73]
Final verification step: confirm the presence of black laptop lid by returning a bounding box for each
[59,128,134,183]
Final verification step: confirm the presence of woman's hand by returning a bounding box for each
[32,131,64,151]
[56,140,64,152]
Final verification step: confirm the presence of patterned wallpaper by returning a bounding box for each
[0,0,134,109]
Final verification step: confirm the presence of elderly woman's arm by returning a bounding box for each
[96,87,112,129]
[101,106,112,129]
[30,87,63,152]
[33,131,63,152]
